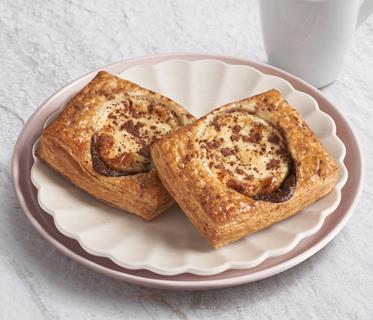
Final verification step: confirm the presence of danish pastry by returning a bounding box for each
[151,89,339,247]
[36,71,196,220]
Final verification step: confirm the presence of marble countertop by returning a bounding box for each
[1,0,372,319]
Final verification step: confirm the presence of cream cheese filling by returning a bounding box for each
[93,96,180,173]
[197,110,291,197]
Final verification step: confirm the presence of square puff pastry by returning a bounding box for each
[151,89,339,248]
[36,71,196,220]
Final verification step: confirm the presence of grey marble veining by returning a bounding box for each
[1,1,372,319]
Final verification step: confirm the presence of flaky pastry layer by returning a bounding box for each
[151,89,339,247]
[36,71,196,220]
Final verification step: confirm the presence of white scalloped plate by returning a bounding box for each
[31,60,347,276]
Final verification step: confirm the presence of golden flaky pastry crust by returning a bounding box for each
[151,89,339,248]
[36,71,196,220]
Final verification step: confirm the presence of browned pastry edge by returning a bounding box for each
[36,71,196,220]
[151,89,339,247]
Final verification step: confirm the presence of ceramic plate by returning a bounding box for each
[29,59,348,276]
[13,53,362,289]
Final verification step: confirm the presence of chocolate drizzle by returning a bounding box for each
[90,134,149,177]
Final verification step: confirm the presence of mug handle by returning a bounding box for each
[358,0,373,27]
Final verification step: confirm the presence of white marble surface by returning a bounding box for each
[1,0,372,319]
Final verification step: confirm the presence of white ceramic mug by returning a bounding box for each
[260,0,373,88]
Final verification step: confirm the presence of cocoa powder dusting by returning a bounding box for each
[120,120,145,137]
[206,138,222,149]
[245,174,255,181]
[268,134,280,144]
[235,168,245,175]
[232,125,241,134]
[213,120,221,132]
[266,159,281,170]
[138,145,151,158]
[220,148,235,157]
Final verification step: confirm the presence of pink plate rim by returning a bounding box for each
[12,53,364,290]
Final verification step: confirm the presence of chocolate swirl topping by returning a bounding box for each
[198,110,296,203]
[91,134,137,177]
[252,166,296,203]
[91,97,182,177]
